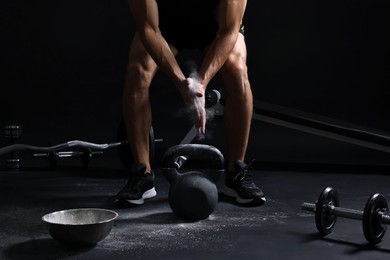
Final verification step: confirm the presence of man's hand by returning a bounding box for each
[179,76,206,134]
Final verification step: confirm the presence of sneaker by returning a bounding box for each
[115,163,157,205]
[223,160,266,206]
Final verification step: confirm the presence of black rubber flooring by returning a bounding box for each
[1,159,390,260]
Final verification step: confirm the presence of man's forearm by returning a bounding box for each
[198,31,239,87]
[139,27,186,87]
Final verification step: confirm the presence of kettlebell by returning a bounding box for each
[161,144,225,220]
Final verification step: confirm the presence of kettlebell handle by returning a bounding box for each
[162,155,188,183]
[161,144,224,170]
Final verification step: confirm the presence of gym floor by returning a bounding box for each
[1,141,390,260]
[1,0,389,258]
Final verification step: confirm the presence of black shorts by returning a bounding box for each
[161,22,245,52]
[157,0,244,51]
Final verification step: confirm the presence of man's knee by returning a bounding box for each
[124,63,154,94]
[221,62,251,97]
[126,62,154,84]
[223,55,249,81]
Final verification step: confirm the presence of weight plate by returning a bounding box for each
[116,120,155,169]
[4,125,22,139]
[363,193,388,244]
[49,151,57,170]
[205,89,218,108]
[80,148,92,170]
[315,187,339,235]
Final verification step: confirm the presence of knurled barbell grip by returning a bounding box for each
[302,202,390,223]
[301,202,316,212]
[379,212,390,224]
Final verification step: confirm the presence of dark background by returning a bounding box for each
[1,0,389,168]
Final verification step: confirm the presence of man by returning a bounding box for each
[116,0,266,207]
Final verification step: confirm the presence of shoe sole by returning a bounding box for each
[223,186,266,205]
[117,188,157,205]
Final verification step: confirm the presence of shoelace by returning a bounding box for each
[234,159,256,187]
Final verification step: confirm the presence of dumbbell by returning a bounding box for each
[301,187,390,244]
[4,125,23,169]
